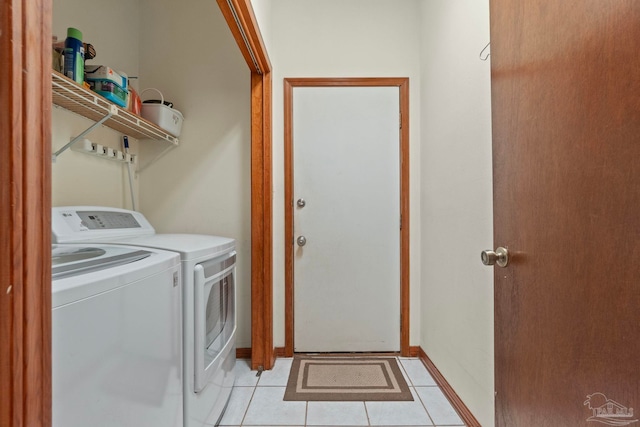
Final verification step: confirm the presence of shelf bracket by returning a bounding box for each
[52,105,118,162]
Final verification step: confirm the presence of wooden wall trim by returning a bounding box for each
[274,347,286,358]
[1,0,52,425]
[229,0,271,73]
[408,346,420,357]
[237,347,286,361]
[262,71,274,370]
[283,77,410,87]
[216,0,271,74]
[249,71,274,370]
[283,77,410,356]
[418,347,482,427]
[216,0,274,370]
[399,79,410,356]
[236,348,252,359]
[283,79,294,356]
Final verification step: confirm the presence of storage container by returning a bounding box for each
[140,88,184,137]
[89,79,128,108]
[85,65,127,88]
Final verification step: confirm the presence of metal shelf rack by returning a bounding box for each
[51,71,179,161]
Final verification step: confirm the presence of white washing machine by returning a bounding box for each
[52,206,237,427]
[52,243,182,427]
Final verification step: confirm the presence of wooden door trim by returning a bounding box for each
[1,0,53,425]
[249,70,274,370]
[283,77,410,356]
[216,0,271,74]
[216,0,274,370]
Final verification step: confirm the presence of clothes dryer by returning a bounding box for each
[52,243,182,427]
[52,207,237,427]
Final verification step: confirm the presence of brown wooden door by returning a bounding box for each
[490,1,640,426]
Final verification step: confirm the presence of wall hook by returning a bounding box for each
[480,42,491,61]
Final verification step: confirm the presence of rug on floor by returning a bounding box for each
[283,356,413,401]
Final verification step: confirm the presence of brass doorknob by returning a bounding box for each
[481,247,509,267]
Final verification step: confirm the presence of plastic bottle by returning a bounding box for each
[63,27,84,84]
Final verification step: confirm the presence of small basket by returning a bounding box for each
[140,88,184,137]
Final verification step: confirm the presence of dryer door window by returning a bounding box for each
[205,278,226,348]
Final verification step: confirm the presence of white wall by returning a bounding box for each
[138,0,252,347]
[269,0,423,348]
[52,0,252,348]
[52,0,141,208]
[250,0,272,55]
[419,1,494,426]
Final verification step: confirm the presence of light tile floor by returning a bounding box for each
[219,357,466,427]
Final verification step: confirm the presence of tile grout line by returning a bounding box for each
[238,384,258,427]
[397,356,415,387]
[363,400,372,426]
[241,357,447,427]
[414,385,437,427]
[400,356,463,426]
[399,356,440,427]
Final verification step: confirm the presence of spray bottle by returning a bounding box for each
[63,27,84,83]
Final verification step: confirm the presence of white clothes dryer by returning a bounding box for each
[52,243,182,427]
[52,207,237,427]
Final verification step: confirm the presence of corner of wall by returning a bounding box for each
[137,0,253,348]
[418,0,494,426]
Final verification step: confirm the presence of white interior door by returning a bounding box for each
[293,86,400,352]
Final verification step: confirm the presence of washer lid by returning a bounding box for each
[52,245,151,280]
[52,243,180,308]
[52,206,235,261]
[111,234,235,261]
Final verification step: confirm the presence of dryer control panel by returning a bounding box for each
[52,206,155,243]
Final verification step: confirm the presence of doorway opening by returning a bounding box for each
[283,77,410,356]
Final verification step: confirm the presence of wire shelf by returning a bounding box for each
[52,71,179,145]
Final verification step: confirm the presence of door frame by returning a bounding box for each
[1,0,53,424]
[215,0,274,370]
[283,78,410,357]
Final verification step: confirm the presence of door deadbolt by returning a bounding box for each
[481,247,509,268]
[296,236,307,247]
[297,198,306,208]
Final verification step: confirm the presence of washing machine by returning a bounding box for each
[52,243,182,427]
[52,206,237,427]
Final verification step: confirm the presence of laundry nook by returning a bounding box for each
[48,0,249,425]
